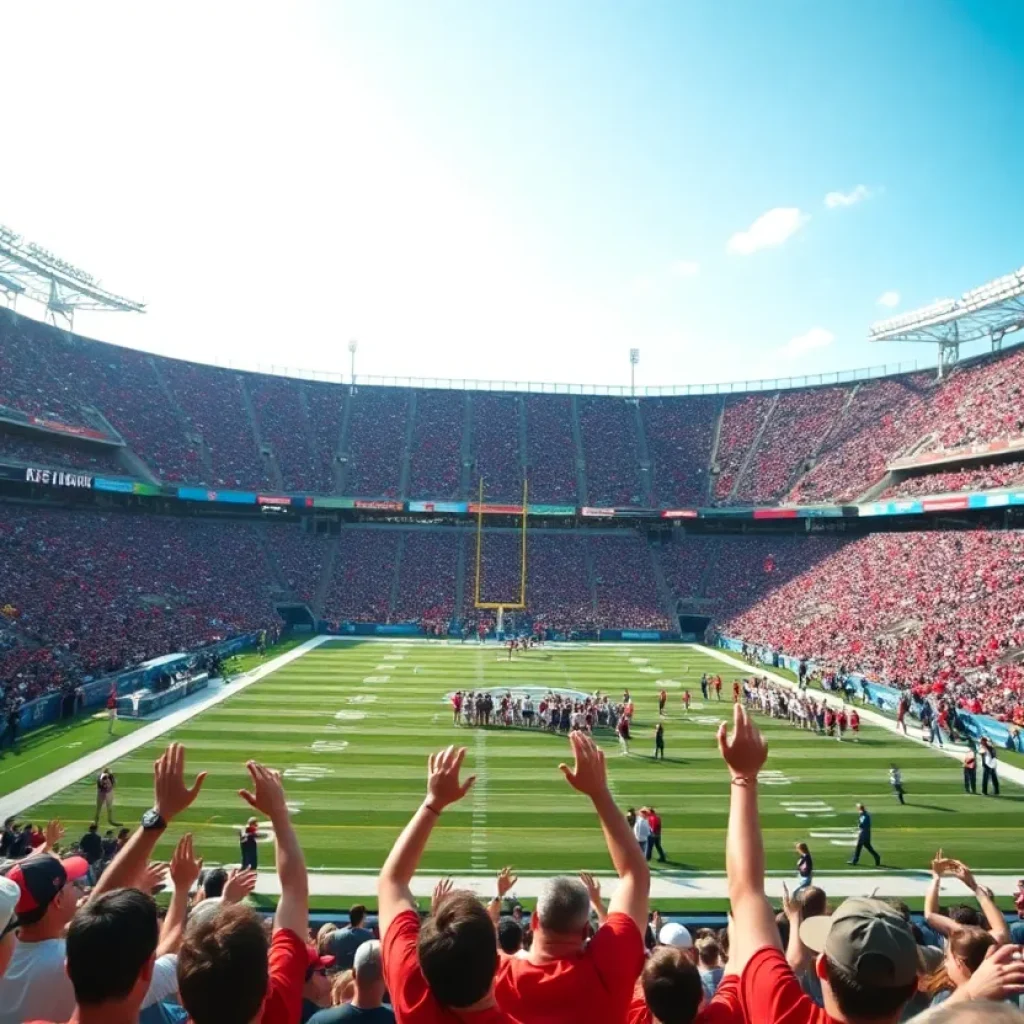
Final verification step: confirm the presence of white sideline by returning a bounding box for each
[0,635,333,820]
[247,870,1024,900]
[694,644,1024,788]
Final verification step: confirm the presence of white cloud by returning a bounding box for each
[670,260,700,278]
[779,327,835,359]
[824,185,872,209]
[877,290,900,308]
[727,207,808,255]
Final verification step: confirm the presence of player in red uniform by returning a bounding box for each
[714,676,723,700]
[451,691,463,725]
[617,713,631,755]
[658,689,667,716]
[682,690,692,712]
[849,708,860,741]
[732,681,740,703]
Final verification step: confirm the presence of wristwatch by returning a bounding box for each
[141,809,167,832]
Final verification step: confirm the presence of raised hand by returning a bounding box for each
[169,834,203,892]
[432,877,454,915]
[558,731,608,798]
[579,871,602,904]
[222,868,258,904]
[497,866,518,898]
[239,761,289,821]
[959,943,1024,1002]
[426,746,475,810]
[930,849,956,878]
[154,743,207,822]
[43,819,65,849]
[139,861,169,894]
[781,880,798,918]
[950,859,978,891]
[716,703,768,780]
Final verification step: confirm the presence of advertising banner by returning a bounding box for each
[408,500,469,513]
[313,497,356,509]
[25,467,93,489]
[661,509,699,519]
[468,503,524,515]
[581,506,616,518]
[528,504,575,516]
[858,499,923,517]
[177,487,256,504]
[353,499,403,511]
[257,495,292,506]
[95,477,135,493]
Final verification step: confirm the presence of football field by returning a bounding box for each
[11,640,1023,878]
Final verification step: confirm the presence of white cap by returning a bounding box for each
[658,922,693,949]
[0,876,19,935]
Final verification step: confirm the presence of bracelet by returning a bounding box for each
[424,802,441,816]
[730,775,757,787]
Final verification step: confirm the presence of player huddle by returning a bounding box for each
[451,689,632,733]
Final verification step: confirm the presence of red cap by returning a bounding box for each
[306,944,336,978]
[4,855,89,915]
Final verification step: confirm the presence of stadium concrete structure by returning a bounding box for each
[2,262,1024,731]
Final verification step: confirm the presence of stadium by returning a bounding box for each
[5,8,1024,1023]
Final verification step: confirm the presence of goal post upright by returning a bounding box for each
[473,476,528,616]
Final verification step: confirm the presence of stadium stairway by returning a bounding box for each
[731,392,780,502]
[334,391,353,494]
[633,401,655,507]
[704,400,726,505]
[647,538,678,626]
[149,355,215,482]
[312,537,340,619]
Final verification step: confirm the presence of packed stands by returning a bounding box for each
[578,397,643,506]
[0,428,124,474]
[408,390,463,498]
[393,530,460,627]
[787,375,935,504]
[527,533,594,632]
[656,535,719,602]
[590,533,672,630]
[715,530,1024,721]
[467,530,524,611]
[304,380,345,494]
[734,387,847,504]
[344,388,407,498]
[323,528,400,623]
[248,375,320,492]
[0,505,279,693]
[524,394,577,503]
[713,395,772,502]
[642,395,719,507]
[471,392,524,502]
[267,528,332,605]
[159,360,270,490]
[884,459,1024,498]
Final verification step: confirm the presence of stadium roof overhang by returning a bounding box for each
[868,267,1024,378]
[0,222,144,328]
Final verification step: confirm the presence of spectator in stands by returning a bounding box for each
[309,940,394,1024]
[301,945,336,1022]
[0,875,19,981]
[329,904,375,970]
[51,887,160,1024]
[79,823,104,882]
[178,759,309,1024]
[491,731,650,1024]
[377,744,511,1023]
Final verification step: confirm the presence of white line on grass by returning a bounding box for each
[470,729,489,871]
[0,635,335,820]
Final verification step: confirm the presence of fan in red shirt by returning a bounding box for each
[710,704,1017,1024]
[378,745,516,1024]
[493,731,649,1024]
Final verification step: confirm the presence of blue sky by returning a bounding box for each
[2,1,1022,388]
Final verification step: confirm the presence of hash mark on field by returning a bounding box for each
[471,730,489,870]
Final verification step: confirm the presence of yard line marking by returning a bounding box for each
[471,729,489,870]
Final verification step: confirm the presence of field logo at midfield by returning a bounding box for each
[284,765,333,783]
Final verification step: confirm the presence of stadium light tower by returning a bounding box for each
[348,339,358,391]
[629,348,640,397]
[869,266,1024,380]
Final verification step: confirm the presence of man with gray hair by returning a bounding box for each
[309,940,394,1023]
[494,731,650,1024]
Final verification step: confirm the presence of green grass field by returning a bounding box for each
[10,640,1022,877]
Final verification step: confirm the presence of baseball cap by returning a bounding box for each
[3,854,89,918]
[658,922,694,949]
[799,897,918,987]
[0,876,19,937]
[306,944,336,980]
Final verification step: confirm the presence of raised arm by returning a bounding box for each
[580,871,608,925]
[923,852,960,938]
[377,745,475,938]
[951,862,1011,946]
[719,703,778,970]
[488,867,518,926]
[92,743,206,899]
[559,731,649,933]
[239,762,307,938]
[160,833,203,956]
[782,882,810,975]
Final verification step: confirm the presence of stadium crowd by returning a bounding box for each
[884,461,1024,499]
[713,395,773,502]
[642,396,718,508]
[408,392,463,500]
[578,397,644,506]
[4,713,1024,1024]
[0,431,123,475]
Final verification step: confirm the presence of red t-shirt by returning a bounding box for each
[383,909,515,1024]
[628,972,743,1024]
[260,927,308,1024]
[495,912,645,1024]
[741,947,833,1024]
